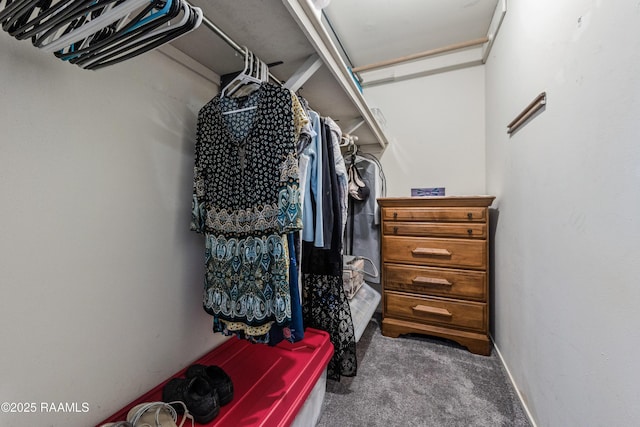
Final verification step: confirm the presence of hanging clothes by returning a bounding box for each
[319,118,334,251]
[191,82,357,374]
[345,154,385,284]
[301,117,357,381]
[299,109,325,248]
[325,117,349,241]
[268,232,305,345]
[191,82,308,343]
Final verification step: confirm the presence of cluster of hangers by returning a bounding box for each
[340,134,358,149]
[221,47,274,115]
[0,0,202,70]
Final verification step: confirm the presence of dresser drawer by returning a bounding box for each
[383,222,487,239]
[382,207,486,222]
[382,236,487,270]
[384,264,486,301]
[385,291,487,332]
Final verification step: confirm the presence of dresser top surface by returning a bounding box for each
[377,196,496,208]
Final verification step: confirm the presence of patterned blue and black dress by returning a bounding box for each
[191,82,307,343]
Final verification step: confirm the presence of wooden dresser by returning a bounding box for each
[378,196,495,355]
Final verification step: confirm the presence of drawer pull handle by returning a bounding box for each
[467,212,473,220]
[411,247,452,257]
[412,276,452,286]
[468,229,473,235]
[412,305,452,318]
[393,211,398,219]
[393,226,398,234]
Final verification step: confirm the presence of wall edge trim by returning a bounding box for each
[490,335,539,427]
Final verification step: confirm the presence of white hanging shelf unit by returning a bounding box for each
[165,0,390,150]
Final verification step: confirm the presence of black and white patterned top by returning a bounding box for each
[192,82,305,237]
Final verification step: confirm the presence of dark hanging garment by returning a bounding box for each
[324,120,343,266]
[301,119,357,381]
[344,155,384,284]
[320,119,334,250]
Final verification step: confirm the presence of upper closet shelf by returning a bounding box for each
[166,0,390,150]
[282,0,389,149]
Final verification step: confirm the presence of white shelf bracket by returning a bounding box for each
[282,0,389,148]
[284,53,323,92]
[344,119,365,135]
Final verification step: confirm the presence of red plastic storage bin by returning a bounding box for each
[97,328,333,427]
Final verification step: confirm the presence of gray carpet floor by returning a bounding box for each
[316,314,531,427]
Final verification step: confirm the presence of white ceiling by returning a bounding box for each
[322,0,499,69]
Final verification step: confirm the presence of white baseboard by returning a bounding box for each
[490,336,538,427]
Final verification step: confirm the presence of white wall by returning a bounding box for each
[0,35,226,426]
[485,1,640,426]
[364,65,486,196]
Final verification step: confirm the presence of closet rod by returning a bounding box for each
[200,14,243,56]
[352,37,489,73]
[507,92,546,134]
[199,11,281,85]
